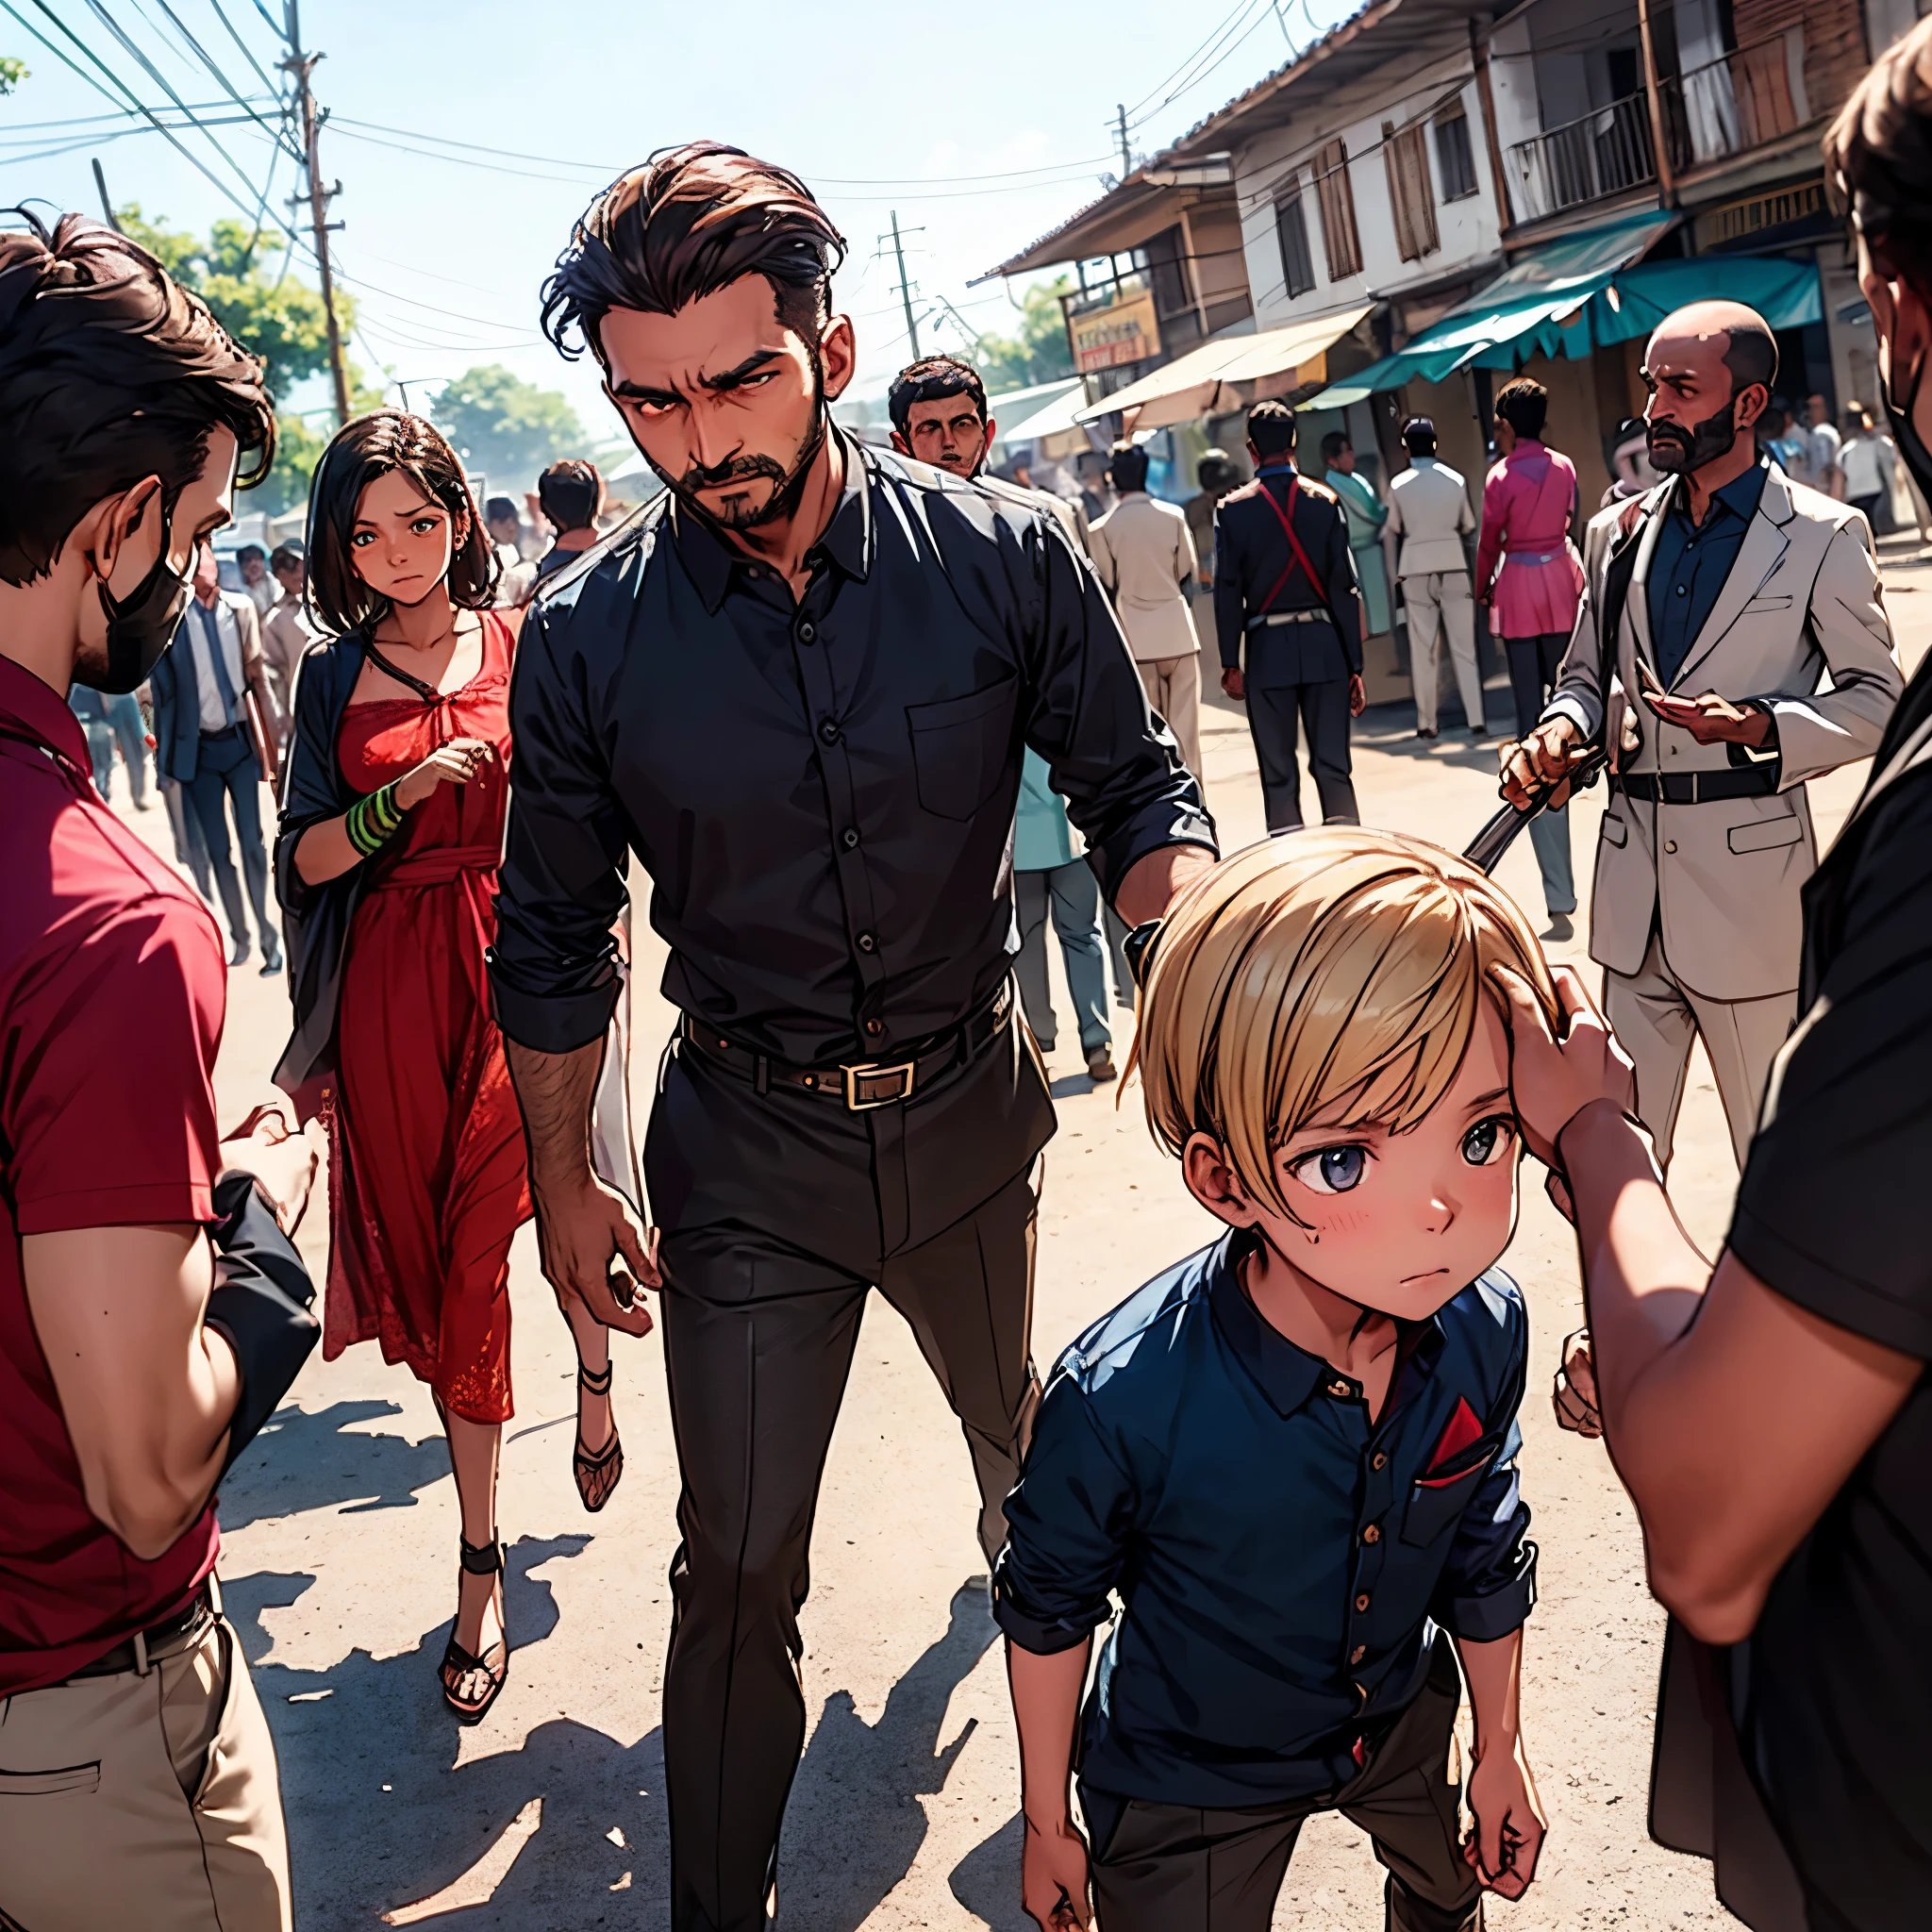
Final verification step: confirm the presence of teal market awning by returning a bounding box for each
[1301,214,1821,410]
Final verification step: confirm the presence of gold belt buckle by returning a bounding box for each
[841,1058,916,1110]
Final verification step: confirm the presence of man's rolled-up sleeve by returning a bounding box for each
[991,1374,1136,1656]
[1022,517,1216,902]
[490,599,631,1053]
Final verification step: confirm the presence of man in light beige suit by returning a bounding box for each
[1089,439,1205,784]
[1385,416,1487,738]
[1502,302,1901,1169]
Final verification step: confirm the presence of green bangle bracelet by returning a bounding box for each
[346,781,407,858]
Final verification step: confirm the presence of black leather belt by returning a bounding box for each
[1616,767,1779,805]
[65,1582,214,1680]
[199,721,249,742]
[682,981,1013,1110]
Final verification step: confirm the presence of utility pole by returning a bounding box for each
[282,1,350,426]
[1115,104,1133,176]
[883,212,922,360]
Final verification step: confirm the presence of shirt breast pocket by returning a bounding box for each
[906,676,1020,822]
[1400,1444,1498,1547]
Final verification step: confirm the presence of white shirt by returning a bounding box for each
[1385,457,1475,576]
[242,575,277,621]
[1839,432,1893,501]
[185,593,246,733]
[1087,491,1200,661]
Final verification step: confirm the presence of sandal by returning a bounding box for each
[574,1360,625,1514]
[439,1534,509,1724]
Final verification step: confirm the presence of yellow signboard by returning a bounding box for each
[1069,289,1163,374]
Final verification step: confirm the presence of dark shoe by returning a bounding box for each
[1034,1037,1058,1056]
[1086,1045,1117,1083]
[133,796,152,811]
[1468,721,1490,738]
[440,1534,509,1724]
[1543,910,1574,941]
[573,1361,624,1514]
[258,944,283,978]
[1415,726,1440,741]
[228,938,251,968]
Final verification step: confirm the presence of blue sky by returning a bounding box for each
[0,0,1352,434]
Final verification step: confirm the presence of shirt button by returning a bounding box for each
[864,1017,884,1037]
[841,827,860,849]
[1676,585,1688,596]
[857,931,877,953]
[1363,1524,1382,1545]
[799,621,816,643]
[1351,1644,1366,1665]
[1355,1592,1371,1612]
[1327,1379,1351,1399]
[1664,839,1678,854]
[819,718,841,744]
[1372,1452,1388,1472]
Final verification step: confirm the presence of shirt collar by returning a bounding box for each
[1674,456,1768,526]
[1256,460,1297,478]
[0,652,92,774]
[1207,1226,1447,1419]
[671,428,874,617]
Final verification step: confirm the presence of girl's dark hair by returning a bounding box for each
[1493,376,1549,441]
[304,410,496,635]
[0,211,275,586]
[1827,18,1932,287]
[541,142,847,363]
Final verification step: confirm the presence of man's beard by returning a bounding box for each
[661,364,829,532]
[1646,398,1739,475]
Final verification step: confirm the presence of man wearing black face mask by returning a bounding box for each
[0,213,321,1931]
[494,144,1213,1932]
[1497,300,1901,1176]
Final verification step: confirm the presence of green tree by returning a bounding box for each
[1,55,27,92]
[431,364,586,491]
[115,205,351,405]
[971,277,1075,392]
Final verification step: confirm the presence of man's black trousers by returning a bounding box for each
[645,1015,1051,1932]
[1081,1634,1481,1932]
[1245,677,1358,831]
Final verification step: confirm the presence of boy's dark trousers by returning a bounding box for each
[1082,1634,1481,1932]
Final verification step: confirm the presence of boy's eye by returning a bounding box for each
[1462,1116,1516,1167]
[1292,1144,1370,1194]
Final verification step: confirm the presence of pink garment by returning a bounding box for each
[1475,440,1581,640]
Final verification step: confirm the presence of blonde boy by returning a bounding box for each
[994,829,1555,1932]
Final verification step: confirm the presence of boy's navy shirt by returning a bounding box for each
[993,1227,1536,1808]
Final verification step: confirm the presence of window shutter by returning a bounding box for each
[1384,120,1441,262]
[1275,187,1316,299]
[1313,140,1362,281]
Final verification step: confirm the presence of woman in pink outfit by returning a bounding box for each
[1475,376,1582,937]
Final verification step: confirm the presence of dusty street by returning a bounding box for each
[120,545,1931,1932]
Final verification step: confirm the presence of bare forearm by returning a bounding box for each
[1114,842,1215,928]
[1454,1626,1524,1756]
[506,1036,605,1197]
[1008,1638,1090,1827]
[292,817,359,885]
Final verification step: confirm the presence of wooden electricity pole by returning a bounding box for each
[282,2,350,426]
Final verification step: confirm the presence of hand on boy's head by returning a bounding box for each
[1488,962,1634,1166]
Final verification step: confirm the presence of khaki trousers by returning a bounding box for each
[1137,654,1204,794]
[1405,571,1485,734]
[0,1608,291,1932]
[1604,929,1798,1172]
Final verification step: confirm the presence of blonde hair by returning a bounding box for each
[1132,829,1558,1221]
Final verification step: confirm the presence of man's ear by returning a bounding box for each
[890,430,910,457]
[983,415,998,448]
[84,475,165,585]
[1182,1131,1261,1230]
[1735,382,1770,433]
[819,312,857,402]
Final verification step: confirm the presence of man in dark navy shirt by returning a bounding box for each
[997,831,1547,1932]
[491,144,1214,1932]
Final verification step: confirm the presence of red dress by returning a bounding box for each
[323,611,529,1423]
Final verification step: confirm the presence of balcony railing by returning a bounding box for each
[1662,28,1809,172]
[1505,92,1657,224]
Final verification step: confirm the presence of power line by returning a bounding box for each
[207,0,286,98]
[1123,0,1259,121]
[134,0,299,161]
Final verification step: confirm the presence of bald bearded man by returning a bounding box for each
[1500,302,1902,1171]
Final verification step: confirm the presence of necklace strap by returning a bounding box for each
[361,635,445,704]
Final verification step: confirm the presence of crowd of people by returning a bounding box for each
[7,22,1932,1932]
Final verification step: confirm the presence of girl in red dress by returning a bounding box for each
[273,413,622,1723]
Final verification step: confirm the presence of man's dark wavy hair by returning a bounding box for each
[538,458,602,532]
[1827,16,1932,291]
[888,355,988,436]
[541,142,848,364]
[0,210,275,586]
[304,410,497,635]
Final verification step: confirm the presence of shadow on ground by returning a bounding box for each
[227,1563,998,1928]
[950,1811,1031,1930]
[221,1399,450,1532]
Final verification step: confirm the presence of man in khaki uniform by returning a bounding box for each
[1503,301,1901,1169]
[1089,439,1206,784]
[1385,416,1485,737]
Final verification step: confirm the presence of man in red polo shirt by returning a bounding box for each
[0,213,322,1931]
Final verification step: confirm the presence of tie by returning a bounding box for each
[196,601,240,726]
